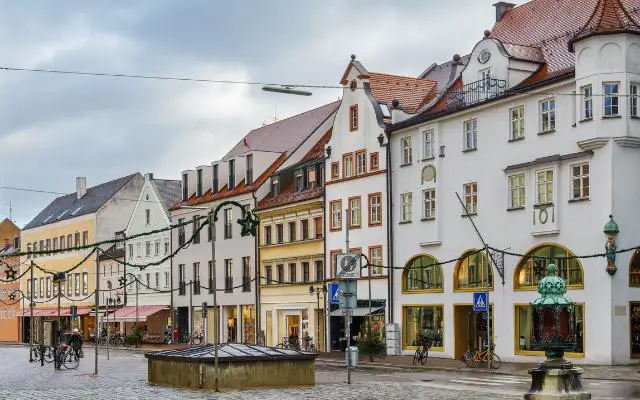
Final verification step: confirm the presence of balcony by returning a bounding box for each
[443,78,507,112]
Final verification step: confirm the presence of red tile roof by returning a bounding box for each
[256,186,323,210]
[571,0,640,48]
[301,129,332,162]
[491,0,640,71]
[369,73,437,113]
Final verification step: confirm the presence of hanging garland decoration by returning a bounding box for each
[32,247,97,275]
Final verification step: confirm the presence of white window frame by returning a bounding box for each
[356,151,366,175]
[422,189,436,220]
[630,82,640,118]
[510,106,525,140]
[400,136,412,165]
[369,194,381,225]
[349,197,361,228]
[330,201,341,230]
[540,98,556,132]
[400,192,412,222]
[571,163,590,200]
[581,85,593,120]
[603,82,620,117]
[463,119,477,150]
[536,168,554,205]
[463,182,478,214]
[508,173,525,209]
[422,129,435,159]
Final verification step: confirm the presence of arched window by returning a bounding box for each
[514,244,583,290]
[454,250,493,291]
[403,255,443,292]
[629,250,640,287]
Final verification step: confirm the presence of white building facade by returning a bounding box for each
[324,57,438,351]
[171,102,338,345]
[388,0,640,365]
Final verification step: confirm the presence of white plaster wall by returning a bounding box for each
[95,174,144,243]
[391,79,617,364]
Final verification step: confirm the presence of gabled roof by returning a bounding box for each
[222,101,339,160]
[570,0,640,50]
[369,73,437,113]
[419,55,470,91]
[340,57,370,84]
[24,174,140,230]
[151,179,182,212]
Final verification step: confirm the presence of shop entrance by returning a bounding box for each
[287,315,300,346]
[453,304,493,360]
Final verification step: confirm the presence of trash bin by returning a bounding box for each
[346,346,358,368]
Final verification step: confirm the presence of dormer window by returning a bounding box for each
[246,154,253,185]
[228,159,236,190]
[212,164,219,194]
[271,177,280,196]
[196,169,203,197]
[182,173,189,201]
[295,171,304,192]
[307,166,317,189]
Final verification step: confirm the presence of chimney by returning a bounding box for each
[76,177,87,199]
[144,173,154,182]
[493,2,515,22]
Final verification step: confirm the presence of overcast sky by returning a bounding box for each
[0,0,523,227]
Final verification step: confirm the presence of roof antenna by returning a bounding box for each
[9,200,12,222]
[274,104,278,122]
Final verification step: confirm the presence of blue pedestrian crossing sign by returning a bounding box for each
[329,283,340,304]
[473,292,488,312]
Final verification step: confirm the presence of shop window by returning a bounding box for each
[453,250,493,291]
[402,255,443,292]
[514,244,583,290]
[630,302,640,358]
[629,250,640,287]
[403,305,444,350]
[515,303,584,356]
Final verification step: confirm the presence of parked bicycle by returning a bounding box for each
[412,341,431,366]
[463,344,501,369]
[300,336,317,352]
[54,343,80,369]
[275,337,301,351]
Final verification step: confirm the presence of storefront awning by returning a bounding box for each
[16,307,94,318]
[329,307,384,317]
[111,305,168,322]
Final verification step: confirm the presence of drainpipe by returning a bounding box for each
[252,191,260,345]
[383,129,394,325]
[169,220,174,335]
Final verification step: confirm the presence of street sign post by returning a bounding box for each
[329,283,340,305]
[335,253,361,279]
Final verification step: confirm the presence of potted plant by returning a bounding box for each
[357,327,385,362]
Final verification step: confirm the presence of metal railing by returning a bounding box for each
[444,78,507,112]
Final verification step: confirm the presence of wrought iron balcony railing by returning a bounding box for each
[444,78,507,112]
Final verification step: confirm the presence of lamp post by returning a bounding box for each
[604,215,619,276]
[523,264,590,399]
[309,284,327,350]
[180,201,259,392]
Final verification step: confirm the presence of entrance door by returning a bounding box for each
[453,305,493,360]
[287,315,300,346]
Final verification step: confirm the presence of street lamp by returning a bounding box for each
[262,85,312,96]
[524,263,590,399]
[309,284,327,351]
[180,201,259,392]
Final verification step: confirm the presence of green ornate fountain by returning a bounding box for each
[523,264,590,399]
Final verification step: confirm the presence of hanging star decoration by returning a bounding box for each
[8,291,17,301]
[3,265,17,281]
[118,276,127,287]
[238,209,259,237]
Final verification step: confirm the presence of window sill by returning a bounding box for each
[399,220,412,225]
[602,115,622,119]
[368,222,382,228]
[631,115,640,120]
[538,129,555,135]
[462,147,477,153]
[533,202,554,209]
[506,206,525,212]
[579,117,593,123]
[461,213,477,218]
[420,217,436,222]
[508,136,525,143]
[399,163,412,168]
[347,225,362,230]
[568,197,589,203]
[421,156,435,162]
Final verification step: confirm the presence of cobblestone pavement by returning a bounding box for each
[2,346,638,399]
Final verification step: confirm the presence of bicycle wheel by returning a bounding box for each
[63,351,79,369]
[420,348,428,365]
[463,350,479,368]
[43,347,55,363]
[412,349,421,366]
[31,347,41,362]
[490,353,502,369]
[308,344,317,353]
